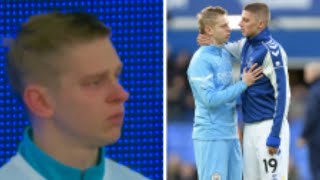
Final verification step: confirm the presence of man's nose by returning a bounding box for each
[108,83,130,103]
[117,84,129,102]
[239,21,243,27]
[227,26,231,32]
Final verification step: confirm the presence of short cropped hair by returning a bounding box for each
[7,12,111,95]
[244,2,270,25]
[197,6,227,34]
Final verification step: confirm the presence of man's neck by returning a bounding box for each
[248,28,265,39]
[210,38,223,47]
[32,124,99,170]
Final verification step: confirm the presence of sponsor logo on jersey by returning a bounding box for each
[212,173,221,180]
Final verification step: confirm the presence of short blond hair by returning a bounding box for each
[244,2,270,26]
[7,12,111,95]
[197,6,227,34]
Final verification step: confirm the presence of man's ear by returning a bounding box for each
[258,20,266,30]
[204,25,214,36]
[23,85,55,119]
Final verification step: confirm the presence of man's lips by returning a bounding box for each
[107,112,124,125]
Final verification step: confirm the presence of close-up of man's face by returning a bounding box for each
[239,10,261,38]
[211,14,231,45]
[0,3,163,179]
[47,37,129,148]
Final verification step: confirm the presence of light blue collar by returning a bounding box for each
[18,127,105,180]
[201,45,223,56]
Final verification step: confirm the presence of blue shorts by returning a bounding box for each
[193,139,242,180]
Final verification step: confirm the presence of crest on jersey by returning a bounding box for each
[246,57,254,68]
[274,60,284,69]
[212,173,221,180]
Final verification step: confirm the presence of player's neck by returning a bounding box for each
[32,123,99,170]
[211,38,223,47]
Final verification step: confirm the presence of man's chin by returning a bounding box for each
[107,133,121,145]
[99,131,122,146]
[221,39,228,44]
[105,138,120,145]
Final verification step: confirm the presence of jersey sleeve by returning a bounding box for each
[224,38,246,61]
[188,55,248,108]
[263,47,290,148]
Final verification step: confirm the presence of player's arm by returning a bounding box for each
[264,51,290,153]
[197,34,245,62]
[224,39,246,61]
[188,57,262,108]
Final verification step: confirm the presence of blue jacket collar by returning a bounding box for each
[18,127,105,180]
[247,28,271,44]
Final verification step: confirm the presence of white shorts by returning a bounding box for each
[243,119,289,180]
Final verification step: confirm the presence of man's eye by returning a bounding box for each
[90,79,103,86]
[92,80,101,85]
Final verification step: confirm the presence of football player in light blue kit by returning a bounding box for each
[187,6,263,180]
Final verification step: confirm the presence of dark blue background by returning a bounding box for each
[0,1,163,180]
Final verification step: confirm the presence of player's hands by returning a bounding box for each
[197,34,212,45]
[296,138,307,147]
[267,146,278,155]
[242,63,264,86]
